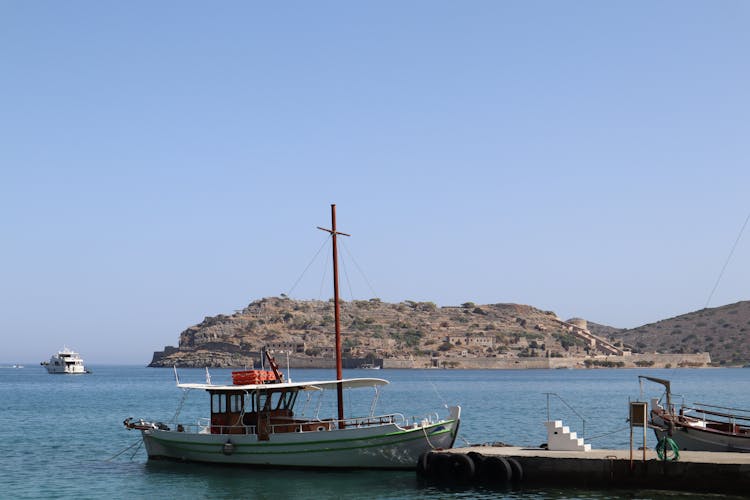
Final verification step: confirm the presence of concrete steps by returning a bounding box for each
[545,420,591,451]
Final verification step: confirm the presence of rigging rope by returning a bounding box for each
[170,389,189,423]
[705,210,750,308]
[318,240,331,300]
[340,239,380,299]
[339,244,355,301]
[286,235,330,297]
[286,231,379,302]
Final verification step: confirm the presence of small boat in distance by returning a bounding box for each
[123,205,461,468]
[360,363,381,370]
[41,347,90,374]
[640,376,750,452]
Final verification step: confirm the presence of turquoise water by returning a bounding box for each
[2,366,749,499]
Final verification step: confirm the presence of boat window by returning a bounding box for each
[265,390,298,410]
[230,394,243,413]
[260,392,278,411]
[245,394,257,413]
[253,389,301,412]
[211,393,226,413]
[279,390,298,410]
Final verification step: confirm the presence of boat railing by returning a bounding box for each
[337,413,403,428]
[171,422,258,435]
[407,412,440,426]
[684,403,750,425]
[544,392,587,438]
[330,411,444,430]
[172,411,426,435]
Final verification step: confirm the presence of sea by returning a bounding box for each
[2,365,749,499]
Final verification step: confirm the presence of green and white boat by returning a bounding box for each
[124,373,460,468]
[123,205,461,468]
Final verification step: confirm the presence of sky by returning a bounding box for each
[2,1,749,364]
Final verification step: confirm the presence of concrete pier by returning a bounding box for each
[420,446,750,495]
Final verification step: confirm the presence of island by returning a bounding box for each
[147,296,744,369]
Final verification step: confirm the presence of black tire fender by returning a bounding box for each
[467,451,486,472]
[507,457,523,482]
[416,451,432,477]
[434,452,453,478]
[481,456,512,483]
[446,453,475,482]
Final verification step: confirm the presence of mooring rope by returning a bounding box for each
[656,436,680,461]
[422,424,438,450]
[585,425,631,442]
[129,439,144,460]
[429,380,448,408]
[105,440,142,462]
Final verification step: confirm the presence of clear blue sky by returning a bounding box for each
[2,1,748,364]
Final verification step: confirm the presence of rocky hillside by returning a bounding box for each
[149,297,749,368]
[619,301,750,365]
[150,297,606,367]
[587,321,625,341]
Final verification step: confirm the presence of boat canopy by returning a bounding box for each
[177,377,389,392]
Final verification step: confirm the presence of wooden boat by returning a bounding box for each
[640,375,750,452]
[124,205,461,468]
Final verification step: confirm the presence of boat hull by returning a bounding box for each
[44,365,87,374]
[651,414,750,452]
[139,409,460,469]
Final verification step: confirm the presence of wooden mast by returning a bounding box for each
[317,204,350,428]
